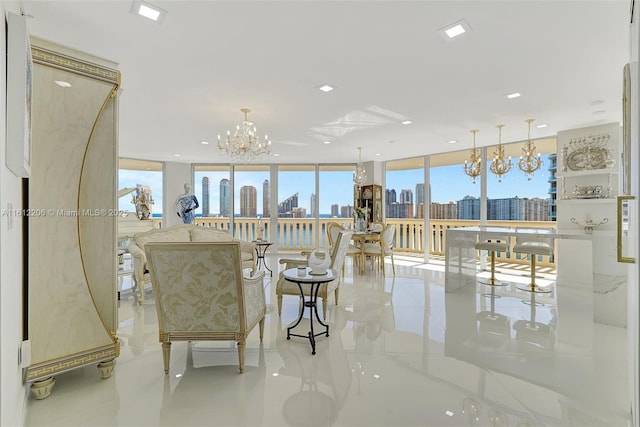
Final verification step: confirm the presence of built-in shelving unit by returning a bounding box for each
[555,122,627,327]
[354,184,383,226]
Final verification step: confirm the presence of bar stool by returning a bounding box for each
[513,235,554,293]
[474,234,509,286]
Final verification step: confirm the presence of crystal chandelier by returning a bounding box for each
[353,146,367,188]
[217,108,271,162]
[517,118,543,180]
[489,124,512,182]
[463,129,482,183]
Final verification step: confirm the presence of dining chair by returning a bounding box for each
[327,221,360,274]
[276,230,354,320]
[363,224,396,276]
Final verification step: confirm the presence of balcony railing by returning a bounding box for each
[150,217,557,268]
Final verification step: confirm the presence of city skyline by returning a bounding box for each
[118,154,553,216]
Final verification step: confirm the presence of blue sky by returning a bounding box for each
[119,155,552,216]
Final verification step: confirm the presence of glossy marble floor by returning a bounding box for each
[25,253,631,426]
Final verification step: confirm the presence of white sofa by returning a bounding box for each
[128,225,257,304]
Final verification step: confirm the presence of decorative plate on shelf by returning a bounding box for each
[571,185,604,199]
[566,147,609,171]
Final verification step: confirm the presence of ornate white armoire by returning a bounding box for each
[26,37,120,398]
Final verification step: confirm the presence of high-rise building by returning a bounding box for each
[278,193,299,217]
[430,201,457,219]
[341,205,354,219]
[487,197,525,221]
[331,204,339,217]
[386,189,396,204]
[262,179,270,218]
[457,196,480,220]
[415,183,425,209]
[388,202,414,219]
[220,178,230,217]
[525,197,550,221]
[310,193,317,218]
[291,207,307,218]
[400,189,413,204]
[240,185,257,217]
[385,189,396,217]
[202,176,210,217]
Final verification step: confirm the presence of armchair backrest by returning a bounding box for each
[327,222,345,249]
[381,224,396,251]
[145,242,247,334]
[330,230,354,275]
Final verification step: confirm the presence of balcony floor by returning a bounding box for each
[25,252,629,426]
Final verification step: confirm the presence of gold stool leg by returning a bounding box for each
[478,251,506,286]
[517,254,551,293]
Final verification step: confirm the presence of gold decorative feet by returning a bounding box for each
[31,377,56,400]
[97,359,116,379]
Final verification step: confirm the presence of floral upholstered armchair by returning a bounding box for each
[144,241,266,374]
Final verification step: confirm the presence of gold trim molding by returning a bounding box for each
[31,46,119,85]
[26,344,118,382]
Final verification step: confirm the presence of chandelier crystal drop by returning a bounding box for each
[463,129,482,183]
[217,108,271,162]
[353,146,367,188]
[517,118,543,180]
[489,124,512,182]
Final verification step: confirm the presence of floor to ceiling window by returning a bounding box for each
[430,150,482,220]
[484,136,556,223]
[277,165,315,249]
[429,149,482,255]
[319,164,356,246]
[194,165,231,229]
[118,158,163,219]
[385,157,425,252]
[233,165,270,240]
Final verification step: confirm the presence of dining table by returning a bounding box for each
[352,231,381,275]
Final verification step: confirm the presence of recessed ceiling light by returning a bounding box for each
[130,0,167,23]
[272,373,279,377]
[375,153,381,156]
[593,110,606,114]
[273,153,280,157]
[200,141,209,145]
[401,120,413,125]
[173,154,181,157]
[54,80,72,88]
[445,24,465,38]
[506,92,522,99]
[323,141,332,144]
[590,100,605,106]
[536,123,548,128]
[439,19,471,40]
[448,140,457,144]
[445,410,454,417]
[318,84,334,93]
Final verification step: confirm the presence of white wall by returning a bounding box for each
[628,3,640,425]
[163,162,193,227]
[1,2,30,425]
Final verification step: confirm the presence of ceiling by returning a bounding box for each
[21,1,630,165]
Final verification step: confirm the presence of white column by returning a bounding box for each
[163,162,193,228]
